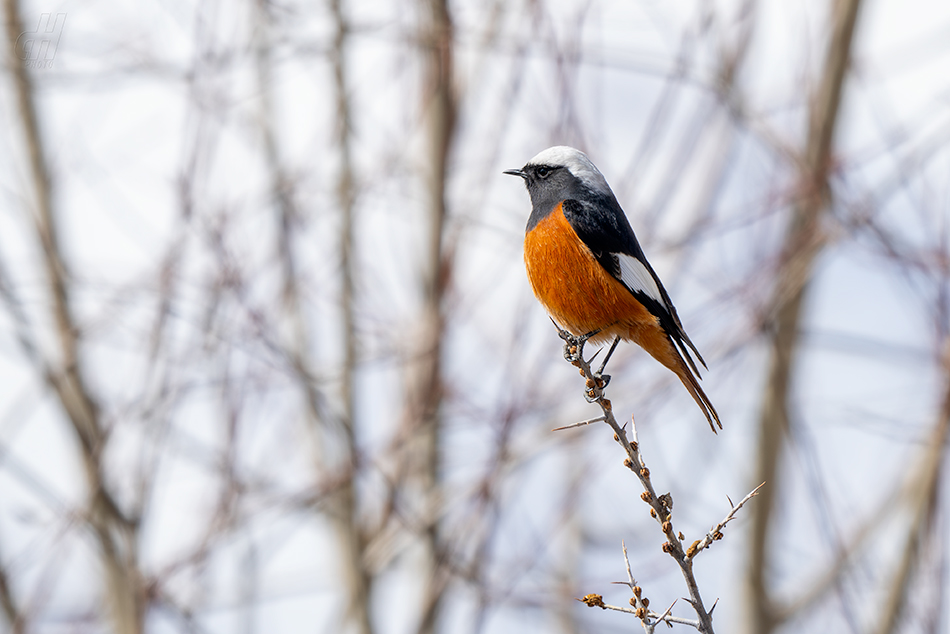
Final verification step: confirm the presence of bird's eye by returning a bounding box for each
[536,166,552,179]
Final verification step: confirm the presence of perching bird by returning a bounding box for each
[505,146,720,431]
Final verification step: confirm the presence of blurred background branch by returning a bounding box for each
[0,1,948,633]
[410,1,455,632]
[3,0,143,631]
[745,1,864,632]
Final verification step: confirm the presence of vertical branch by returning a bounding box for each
[0,266,27,634]
[744,0,863,632]
[410,0,456,632]
[331,0,358,500]
[252,1,371,632]
[2,1,143,633]
[558,334,724,633]
[330,0,375,631]
[872,344,950,634]
[249,0,332,492]
[0,558,21,634]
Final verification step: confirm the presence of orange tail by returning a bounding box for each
[630,324,722,432]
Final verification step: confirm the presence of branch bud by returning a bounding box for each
[686,540,700,559]
[578,594,605,609]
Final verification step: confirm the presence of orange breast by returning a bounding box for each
[523,203,660,347]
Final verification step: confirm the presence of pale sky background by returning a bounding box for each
[1,0,950,633]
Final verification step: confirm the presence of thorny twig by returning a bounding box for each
[686,483,766,560]
[555,328,762,633]
[608,540,699,632]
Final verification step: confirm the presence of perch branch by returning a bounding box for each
[558,328,761,633]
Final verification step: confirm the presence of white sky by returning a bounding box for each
[1,0,950,632]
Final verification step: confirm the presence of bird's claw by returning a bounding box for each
[582,373,610,402]
[554,324,610,403]
[556,326,600,364]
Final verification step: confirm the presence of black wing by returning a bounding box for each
[561,198,707,373]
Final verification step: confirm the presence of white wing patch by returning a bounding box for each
[617,253,663,304]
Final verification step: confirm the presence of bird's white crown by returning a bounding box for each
[526,146,611,195]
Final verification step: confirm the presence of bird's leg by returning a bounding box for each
[553,322,607,403]
[593,336,621,389]
[555,323,600,365]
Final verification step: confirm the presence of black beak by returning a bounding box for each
[503,168,527,179]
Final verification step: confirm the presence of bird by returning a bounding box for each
[504,146,721,431]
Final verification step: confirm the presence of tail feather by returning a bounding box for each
[675,360,721,433]
[672,334,703,380]
[628,325,721,432]
[677,329,708,371]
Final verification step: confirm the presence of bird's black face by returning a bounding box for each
[505,163,576,212]
[504,163,562,182]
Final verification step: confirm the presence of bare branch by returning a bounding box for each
[872,344,950,634]
[688,483,766,560]
[552,415,605,431]
[0,556,22,634]
[411,1,457,632]
[3,0,143,631]
[558,330,757,633]
[746,0,864,631]
[252,1,373,632]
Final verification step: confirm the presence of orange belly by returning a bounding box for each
[524,204,663,349]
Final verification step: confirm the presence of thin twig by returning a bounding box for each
[552,415,605,431]
[558,329,716,633]
[617,540,654,632]
[586,599,700,629]
[686,483,766,559]
[561,328,763,633]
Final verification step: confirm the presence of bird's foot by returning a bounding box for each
[552,323,615,403]
[556,326,600,365]
[583,387,600,403]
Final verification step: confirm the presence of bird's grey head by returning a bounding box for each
[504,146,614,211]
